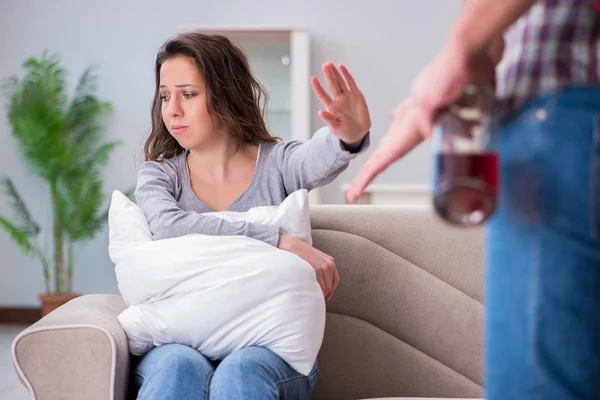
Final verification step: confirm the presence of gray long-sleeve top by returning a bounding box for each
[135,127,370,247]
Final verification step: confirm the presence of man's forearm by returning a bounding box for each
[450,0,537,56]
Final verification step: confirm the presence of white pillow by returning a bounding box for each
[107,190,152,244]
[108,189,325,376]
[107,188,312,245]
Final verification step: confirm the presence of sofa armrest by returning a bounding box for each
[12,294,130,400]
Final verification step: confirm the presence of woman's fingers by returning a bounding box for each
[311,76,332,106]
[329,63,349,93]
[323,62,343,96]
[318,110,338,128]
[323,266,333,298]
[339,64,359,92]
[316,273,327,297]
[326,267,340,302]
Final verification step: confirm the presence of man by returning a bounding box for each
[348,1,600,398]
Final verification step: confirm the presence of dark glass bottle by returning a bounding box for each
[432,85,498,227]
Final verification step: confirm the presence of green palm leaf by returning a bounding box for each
[0,178,40,236]
[0,217,35,256]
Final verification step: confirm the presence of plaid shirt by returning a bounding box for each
[495,0,600,114]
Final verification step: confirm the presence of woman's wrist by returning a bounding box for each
[341,132,368,153]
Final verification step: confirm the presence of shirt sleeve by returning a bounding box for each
[271,126,370,194]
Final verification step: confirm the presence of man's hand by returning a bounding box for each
[346,98,430,203]
[411,38,498,123]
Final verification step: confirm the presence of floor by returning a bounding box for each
[0,325,30,399]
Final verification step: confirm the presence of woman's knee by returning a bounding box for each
[209,347,317,399]
[216,347,279,375]
[133,344,215,400]
[137,343,214,379]
[209,347,277,399]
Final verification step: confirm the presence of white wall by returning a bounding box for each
[0,0,462,306]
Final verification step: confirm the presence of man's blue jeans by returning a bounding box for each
[130,344,318,399]
[486,87,600,399]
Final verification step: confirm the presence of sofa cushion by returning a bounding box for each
[309,205,484,400]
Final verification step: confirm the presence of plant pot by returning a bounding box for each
[38,293,81,317]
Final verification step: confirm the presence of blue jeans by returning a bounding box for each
[130,344,319,400]
[486,87,600,399]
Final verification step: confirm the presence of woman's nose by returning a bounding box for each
[167,97,183,118]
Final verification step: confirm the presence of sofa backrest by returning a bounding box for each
[308,205,485,400]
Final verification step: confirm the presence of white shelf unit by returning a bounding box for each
[340,184,433,207]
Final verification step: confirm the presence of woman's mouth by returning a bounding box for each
[171,125,188,135]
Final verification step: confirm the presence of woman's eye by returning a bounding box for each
[159,94,170,102]
[183,92,197,99]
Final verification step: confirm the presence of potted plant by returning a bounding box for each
[0,51,129,316]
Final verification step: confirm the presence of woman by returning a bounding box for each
[132,31,371,399]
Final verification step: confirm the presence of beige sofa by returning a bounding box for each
[12,205,485,400]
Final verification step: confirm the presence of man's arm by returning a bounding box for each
[451,0,536,57]
[346,0,536,203]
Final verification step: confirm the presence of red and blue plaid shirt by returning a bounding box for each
[495,0,600,113]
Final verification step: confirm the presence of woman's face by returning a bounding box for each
[159,56,217,150]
